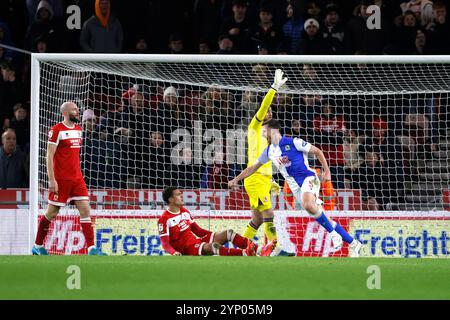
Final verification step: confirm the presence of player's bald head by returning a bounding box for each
[60,101,77,114]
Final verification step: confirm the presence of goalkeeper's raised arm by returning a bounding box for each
[249,69,288,130]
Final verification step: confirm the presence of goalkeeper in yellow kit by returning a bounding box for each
[242,69,288,255]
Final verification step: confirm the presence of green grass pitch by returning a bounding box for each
[0,256,449,300]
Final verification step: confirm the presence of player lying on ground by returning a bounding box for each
[158,187,258,256]
[32,102,106,256]
[229,119,362,257]
[242,68,293,256]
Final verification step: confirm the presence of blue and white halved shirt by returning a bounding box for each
[258,136,316,193]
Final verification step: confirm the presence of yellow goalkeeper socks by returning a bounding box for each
[263,218,277,242]
[243,221,258,240]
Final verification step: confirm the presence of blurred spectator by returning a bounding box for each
[25,0,63,52]
[82,109,98,139]
[0,62,26,129]
[118,85,152,145]
[404,113,434,158]
[0,1,28,46]
[141,130,170,189]
[299,94,321,128]
[390,11,420,54]
[193,0,223,47]
[57,74,88,111]
[0,129,27,188]
[343,129,364,172]
[376,0,403,25]
[313,100,347,188]
[305,0,322,20]
[350,149,391,210]
[283,0,304,54]
[130,35,152,54]
[302,64,319,82]
[126,175,142,189]
[98,102,122,139]
[199,84,236,132]
[401,0,434,26]
[221,0,259,22]
[80,0,124,53]
[345,0,390,54]
[220,0,251,53]
[362,117,403,162]
[84,114,128,189]
[360,117,406,202]
[34,34,49,53]
[99,85,128,140]
[216,34,235,54]
[8,103,30,151]
[257,43,269,54]
[0,22,16,63]
[156,86,191,137]
[298,18,332,54]
[425,1,450,53]
[257,0,290,27]
[272,92,294,128]
[322,3,345,54]
[201,150,230,189]
[288,118,315,141]
[81,109,100,187]
[26,0,64,25]
[169,147,202,189]
[107,131,131,189]
[364,196,381,211]
[413,29,429,54]
[198,39,212,53]
[247,6,284,54]
[289,118,302,136]
[0,47,7,66]
[168,33,185,54]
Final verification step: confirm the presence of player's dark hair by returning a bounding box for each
[163,186,178,204]
[265,119,281,129]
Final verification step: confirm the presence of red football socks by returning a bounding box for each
[35,215,51,246]
[219,247,243,256]
[80,217,95,248]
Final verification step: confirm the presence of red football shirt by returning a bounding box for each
[157,207,200,252]
[48,122,83,180]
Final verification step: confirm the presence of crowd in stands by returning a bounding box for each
[1,0,450,209]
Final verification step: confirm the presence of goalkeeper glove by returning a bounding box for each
[270,180,281,196]
[271,69,288,91]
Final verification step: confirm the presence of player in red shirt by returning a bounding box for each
[32,101,106,255]
[158,187,258,256]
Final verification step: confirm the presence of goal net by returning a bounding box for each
[29,54,450,258]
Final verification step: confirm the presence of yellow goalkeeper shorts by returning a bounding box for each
[244,174,272,212]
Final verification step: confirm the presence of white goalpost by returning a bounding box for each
[26,53,450,257]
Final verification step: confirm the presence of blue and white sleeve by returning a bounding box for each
[293,137,312,153]
[257,147,270,164]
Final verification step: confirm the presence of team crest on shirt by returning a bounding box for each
[302,141,307,147]
[264,196,268,202]
[158,223,164,233]
[48,130,53,138]
[285,145,290,151]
